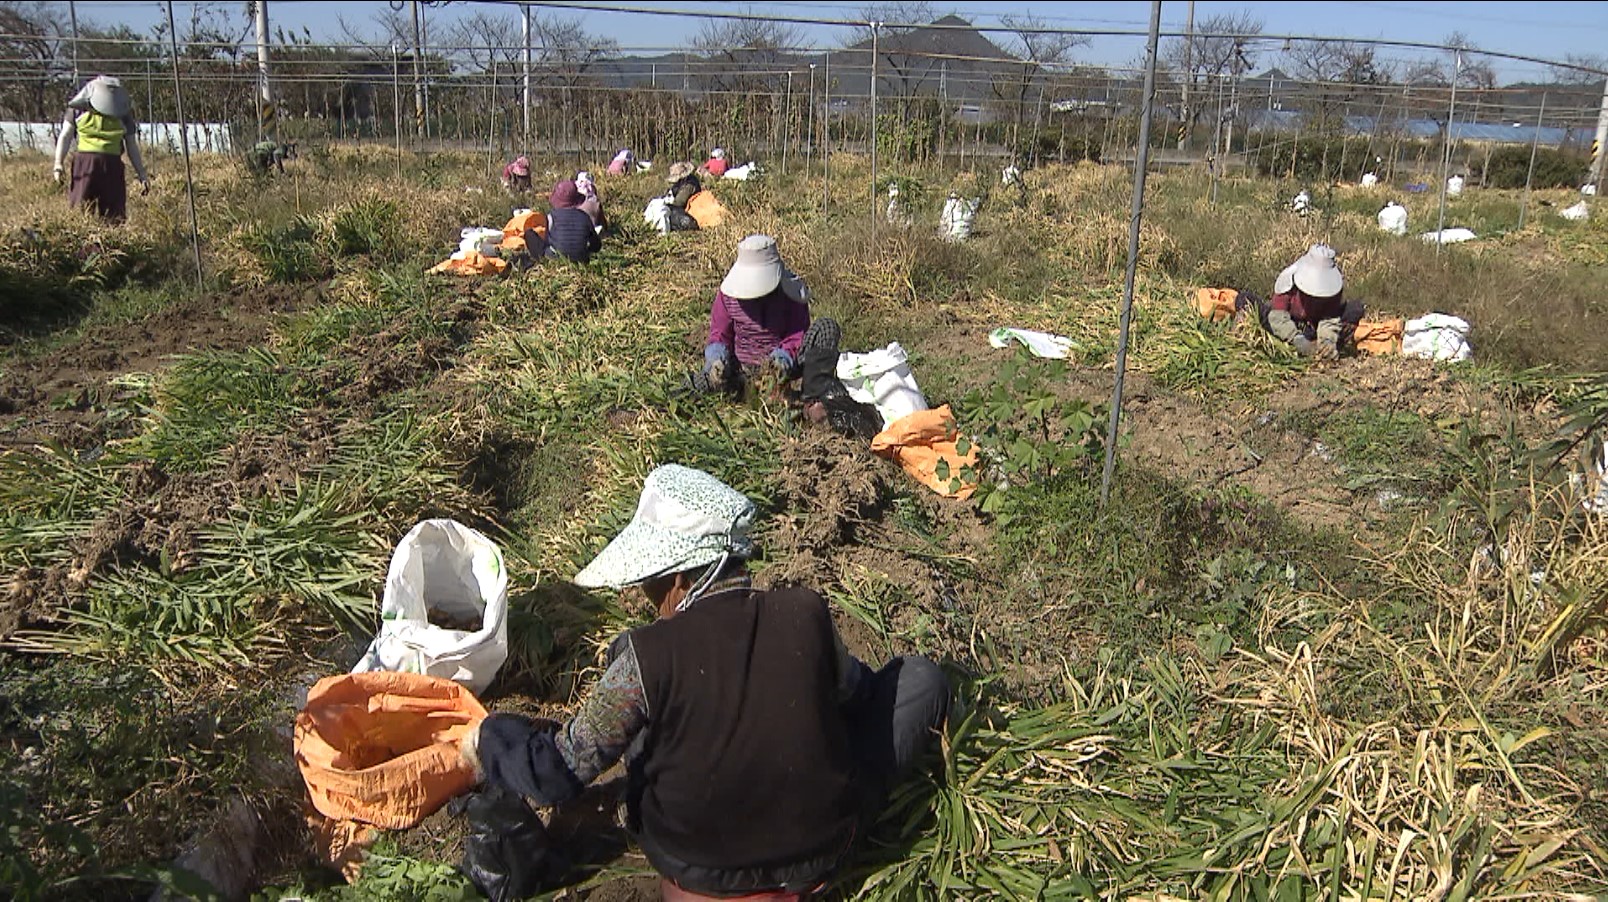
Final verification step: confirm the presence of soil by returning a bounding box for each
[0,282,319,449]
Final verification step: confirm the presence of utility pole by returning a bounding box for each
[254,1,273,142]
[1178,0,1195,149]
[411,1,425,138]
[522,5,532,146]
[1591,76,1608,195]
[1433,51,1461,256]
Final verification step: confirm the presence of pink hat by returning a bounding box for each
[550,179,583,209]
[510,156,530,176]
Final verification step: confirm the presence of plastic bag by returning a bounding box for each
[1402,313,1472,362]
[837,342,929,428]
[458,784,570,902]
[1561,201,1590,221]
[1447,175,1464,196]
[354,519,509,695]
[295,671,486,829]
[871,406,979,499]
[1360,172,1379,187]
[1420,227,1476,245]
[1377,202,1407,235]
[940,196,979,241]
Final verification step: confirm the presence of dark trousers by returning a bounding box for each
[68,152,126,222]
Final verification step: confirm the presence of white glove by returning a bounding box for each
[52,167,63,185]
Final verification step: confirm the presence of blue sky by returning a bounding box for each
[75,1,1608,83]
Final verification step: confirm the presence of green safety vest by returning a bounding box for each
[75,110,125,155]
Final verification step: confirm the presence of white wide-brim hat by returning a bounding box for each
[69,75,132,118]
[1275,243,1344,298]
[574,465,757,590]
[720,234,806,301]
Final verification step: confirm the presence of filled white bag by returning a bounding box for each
[940,196,979,241]
[722,162,759,181]
[1360,172,1379,187]
[1402,313,1473,362]
[353,519,509,694]
[1447,175,1464,196]
[1290,189,1312,213]
[837,342,929,428]
[1377,201,1408,235]
[1560,201,1590,221]
[1420,227,1476,244]
[642,197,671,234]
[458,227,505,258]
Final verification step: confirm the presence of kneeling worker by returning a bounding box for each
[464,465,950,897]
[1258,243,1363,359]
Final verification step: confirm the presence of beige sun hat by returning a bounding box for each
[67,75,132,118]
[719,235,808,302]
[1274,243,1344,298]
[573,464,757,591]
[667,161,696,182]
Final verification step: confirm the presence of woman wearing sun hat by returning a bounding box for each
[697,234,833,394]
[463,464,949,897]
[51,75,148,222]
[701,146,729,178]
[545,179,603,263]
[501,155,533,194]
[1257,243,1364,359]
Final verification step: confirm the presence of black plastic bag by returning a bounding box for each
[458,785,569,901]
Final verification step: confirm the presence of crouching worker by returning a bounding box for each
[1256,243,1363,359]
[462,465,950,898]
[697,234,826,395]
[248,140,296,176]
[546,179,602,263]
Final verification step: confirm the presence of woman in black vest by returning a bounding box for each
[465,465,949,897]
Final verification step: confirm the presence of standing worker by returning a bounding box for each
[51,75,148,222]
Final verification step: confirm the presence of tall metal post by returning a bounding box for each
[254,1,272,142]
[411,1,425,138]
[1519,92,1546,230]
[68,1,80,81]
[869,22,880,237]
[1178,0,1195,149]
[822,51,831,216]
[1433,52,1460,256]
[782,70,793,174]
[1100,0,1163,507]
[1591,76,1608,194]
[806,63,816,173]
[165,1,203,288]
[522,5,532,145]
[392,43,403,177]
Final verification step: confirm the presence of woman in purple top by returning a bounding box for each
[700,235,812,393]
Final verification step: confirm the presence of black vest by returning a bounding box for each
[628,586,860,876]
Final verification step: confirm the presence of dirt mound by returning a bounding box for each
[0,282,319,448]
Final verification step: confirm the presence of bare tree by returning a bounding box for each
[991,15,1089,146]
[450,10,522,74]
[687,17,800,93]
[0,2,64,120]
[1162,11,1262,138]
[853,2,941,105]
[1549,54,1608,87]
[531,15,618,91]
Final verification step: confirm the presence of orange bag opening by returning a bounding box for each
[1353,317,1404,356]
[1194,288,1239,323]
[871,405,979,500]
[294,671,486,829]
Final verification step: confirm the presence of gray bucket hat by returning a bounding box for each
[720,234,808,302]
[68,75,132,118]
[574,465,757,590]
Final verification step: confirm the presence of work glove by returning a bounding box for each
[138,176,151,196]
[1314,339,1339,361]
[767,348,794,376]
[52,166,63,185]
[460,719,484,782]
[1290,336,1317,358]
[703,343,730,390]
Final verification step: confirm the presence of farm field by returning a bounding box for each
[2,146,1608,900]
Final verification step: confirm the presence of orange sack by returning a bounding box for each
[1194,288,1240,323]
[687,190,729,229]
[871,405,979,500]
[294,671,486,829]
[1353,317,1404,356]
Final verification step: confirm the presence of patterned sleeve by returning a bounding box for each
[555,637,650,785]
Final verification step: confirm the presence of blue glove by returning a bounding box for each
[704,343,729,370]
[768,348,794,371]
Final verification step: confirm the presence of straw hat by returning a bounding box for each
[668,161,696,182]
[1275,244,1344,298]
[68,75,132,118]
[573,465,757,590]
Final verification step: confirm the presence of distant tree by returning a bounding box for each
[0,1,64,120]
[687,17,800,93]
[991,15,1088,145]
[854,2,941,105]
[1161,11,1262,142]
[1548,54,1607,87]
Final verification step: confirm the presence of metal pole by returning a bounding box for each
[1178,0,1194,149]
[869,22,880,237]
[522,5,532,146]
[806,63,816,174]
[782,70,792,174]
[1591,76,1608,195]
[164,1,202,289]
[254,1,272,143]
[68,1,80,81]
[392,43,402,178]
[1100,0,1163,508]
[411,1,425,139]
[488,62,497,178]
[1519,91,1546,230]
[1433,52,1460,256]
[420,3,432,141]
[822,50,831,217]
